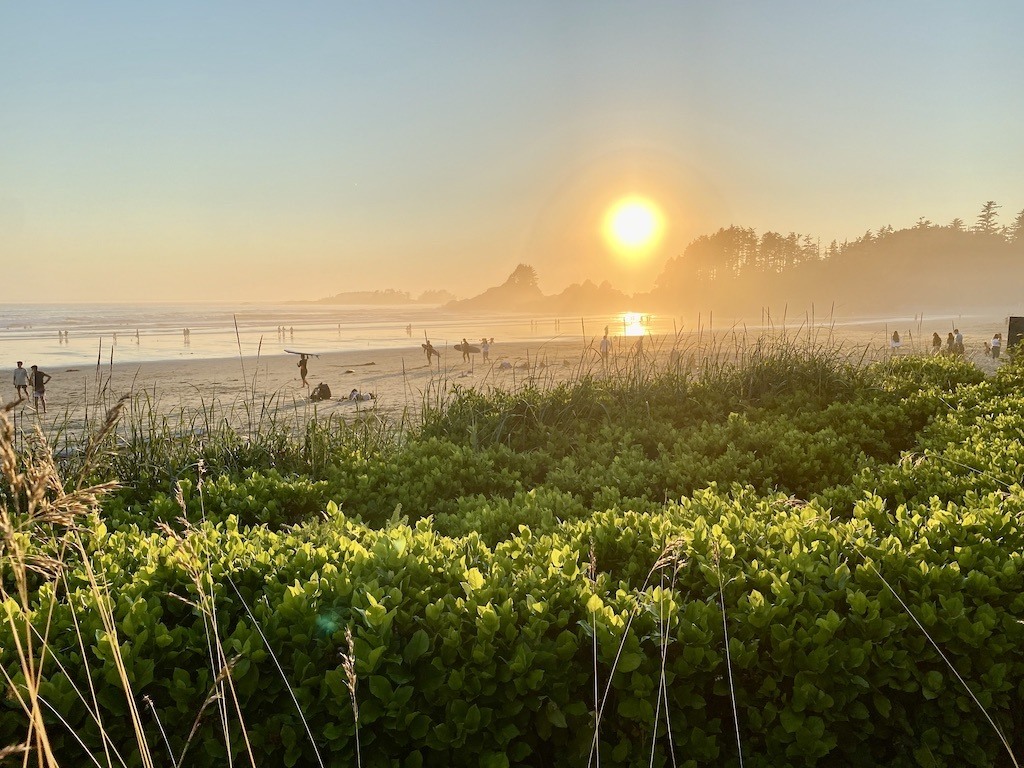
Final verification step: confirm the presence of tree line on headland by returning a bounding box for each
[314,201,1023,317]
[444,201,1024,317]
[644,201,1024,317]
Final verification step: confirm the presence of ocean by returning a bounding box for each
[1,301,975,371]
[0,302,663,369]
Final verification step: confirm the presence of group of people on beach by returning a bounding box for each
[12,361,51,413]
[918,329,1005,359]
[421,337,495,366]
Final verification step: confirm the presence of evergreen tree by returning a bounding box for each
[504,264,539,289]
[975,201,1001,234]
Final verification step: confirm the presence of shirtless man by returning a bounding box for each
[29,365,51,413]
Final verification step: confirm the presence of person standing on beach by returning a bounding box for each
[991,333,1002,359]
[600,329,611,362]
[461,338,471,363]
[13,362,29,401]
[954,329,964,356]
[890,330,901,353]
[932,332,941,354]
[297,354,309,387]
[481,338,490,362]
[29,365,50,413]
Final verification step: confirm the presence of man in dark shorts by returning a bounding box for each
[13,361,29,401]
[29,365,51,413]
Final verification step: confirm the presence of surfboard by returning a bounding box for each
[454,344,481,353]
[285,349,321,358]
[421,344,441,357]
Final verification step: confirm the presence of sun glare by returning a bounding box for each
[604,197,663,253]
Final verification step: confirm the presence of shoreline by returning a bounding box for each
[4,320,1009,444]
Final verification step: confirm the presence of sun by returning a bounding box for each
[604,197,664,253]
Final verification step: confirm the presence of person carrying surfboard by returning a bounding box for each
[297,354,309,387]
[423,340,439,365]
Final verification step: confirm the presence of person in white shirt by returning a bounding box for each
[13,361,29,401]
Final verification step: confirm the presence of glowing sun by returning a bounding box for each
[604,197,664,253]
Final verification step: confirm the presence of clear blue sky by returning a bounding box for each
[2,1,1021,301]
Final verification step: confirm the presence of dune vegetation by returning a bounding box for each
[2,338,1022,767]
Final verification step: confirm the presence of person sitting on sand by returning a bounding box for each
[297,354,309,387]
[310,382,331,402]
[29,365,50,413]
[13,361,29,402]
[348,389,375,402]
[932,332,941,354]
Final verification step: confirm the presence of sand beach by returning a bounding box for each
[3,312,1010,448]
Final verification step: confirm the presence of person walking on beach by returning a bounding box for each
[424,340,438,365]
[297,354,309,387]
[600,329,611,362]
[29,365,50,413]
[932,332,941,354]
[461,338,471,363]
[13,361,29,402]
[481,337,490,362]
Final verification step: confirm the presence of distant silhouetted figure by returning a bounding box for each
[600,330,611,362]
[461,338,471,363]
[406,324,412,337]
[932,332,941,354]
[289,327,295,341]
[424,340,439,365]
[890,331,901,352]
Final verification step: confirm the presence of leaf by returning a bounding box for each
[368,675,393,702]
[618,652,643,673]
[404,629,430,664]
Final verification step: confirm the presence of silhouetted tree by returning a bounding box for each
[504,264,539,289]
[975,201,1001,234]
[1010,209,1024,244]
[947,218,965,231]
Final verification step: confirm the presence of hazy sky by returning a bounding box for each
[2,2,1022,302]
